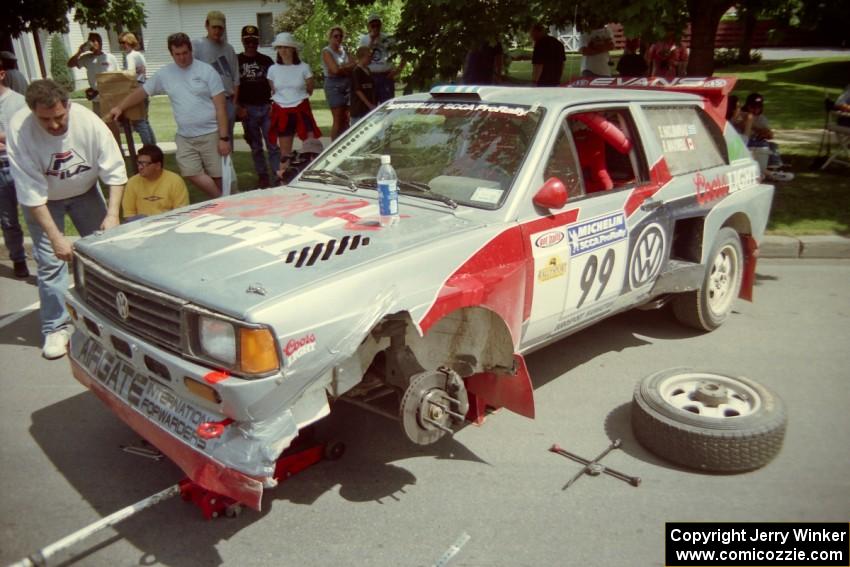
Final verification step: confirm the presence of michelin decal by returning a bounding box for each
[567,212,628,256]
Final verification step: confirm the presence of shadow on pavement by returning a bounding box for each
[0,308,41,349]
[526,306,703,392]
[30,391,486,566]
[0,263,37,284]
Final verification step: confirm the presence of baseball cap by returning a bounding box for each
[207,10,226,27]
[242,25,260,39]
[367,13,382,24]
[0,51,17,61]
[746,93,764,106]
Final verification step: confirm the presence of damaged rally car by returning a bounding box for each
[66,77,773,510]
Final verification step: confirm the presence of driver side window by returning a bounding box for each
[544,122,584,199]
[543,108,645,200]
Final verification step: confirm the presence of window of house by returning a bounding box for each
[257,13,274,47]
[644,106,728,176]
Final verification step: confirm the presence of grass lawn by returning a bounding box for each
[32,55,850,237]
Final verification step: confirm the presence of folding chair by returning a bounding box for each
[821,110,850,170]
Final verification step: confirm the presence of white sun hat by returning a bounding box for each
[272,32,302,50]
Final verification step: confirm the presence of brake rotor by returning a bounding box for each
[400,369,468,445]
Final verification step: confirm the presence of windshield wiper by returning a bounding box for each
[300,169,358,192]
[358,177,458,209]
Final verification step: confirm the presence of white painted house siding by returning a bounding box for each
[142,0,285,77]
[10,2,286,91]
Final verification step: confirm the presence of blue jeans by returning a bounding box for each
[241,104,281,179]
[372,73,395,105]
[23,186,106,336]
[131,97,157,146]
[0,167,26,263]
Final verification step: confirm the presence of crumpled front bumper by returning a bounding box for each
[69,356,267,509]
[65,296,302,511]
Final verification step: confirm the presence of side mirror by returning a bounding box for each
[533,177,569,209]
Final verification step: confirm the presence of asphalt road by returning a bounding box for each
[1,259,848,567]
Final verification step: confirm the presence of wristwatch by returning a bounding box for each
[219,136,230,142]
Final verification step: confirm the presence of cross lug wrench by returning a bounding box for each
[549,440,641,488]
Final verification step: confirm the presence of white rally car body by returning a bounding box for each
[66,78,773,509]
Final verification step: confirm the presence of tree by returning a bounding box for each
[5,0,146,38]
[274,0,403,86]
[686,0,736,75]
[49,34,74,91]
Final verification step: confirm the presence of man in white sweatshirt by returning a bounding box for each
[7,79,127,359]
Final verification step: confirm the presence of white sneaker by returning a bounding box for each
[43,328,71,360]
[766,171,795,182]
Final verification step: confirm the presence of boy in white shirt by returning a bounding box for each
[7,79,127,359]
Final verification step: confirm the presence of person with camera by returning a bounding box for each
[67,33,119,118]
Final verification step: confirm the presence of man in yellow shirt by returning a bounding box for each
[122,145,189,220]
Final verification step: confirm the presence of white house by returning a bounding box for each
[10,0,287,90]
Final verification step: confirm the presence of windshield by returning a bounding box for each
[307,100,543,209]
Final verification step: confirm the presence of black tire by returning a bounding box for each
[673,227,743,331]
[631,368,787,472]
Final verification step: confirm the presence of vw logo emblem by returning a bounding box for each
[115,291,130,320]
[629,223,666,289]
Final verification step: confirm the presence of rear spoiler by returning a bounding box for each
[567,76,737,126]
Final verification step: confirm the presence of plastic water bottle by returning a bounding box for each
[377,155,399,226]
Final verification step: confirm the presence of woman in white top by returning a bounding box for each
[321,26,355,140]
[118,32,156,146]
[267,32,322,179]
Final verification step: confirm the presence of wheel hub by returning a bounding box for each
[658,371,761,419]
[692,381,730,407]
[400,368,469,445]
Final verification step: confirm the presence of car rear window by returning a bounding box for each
[643,106,728,175]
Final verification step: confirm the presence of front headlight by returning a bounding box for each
[199,316,236,365]
[196,315,280,375]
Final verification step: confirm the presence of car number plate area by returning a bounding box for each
[75,337,219,451]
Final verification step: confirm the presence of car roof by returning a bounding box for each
[399,85,705,109]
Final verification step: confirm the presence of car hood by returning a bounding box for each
[78,188,481,319]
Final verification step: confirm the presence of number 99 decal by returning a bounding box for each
[577,248,615,308]
[566,240,628,311]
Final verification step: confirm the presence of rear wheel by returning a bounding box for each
[673,227,743,331]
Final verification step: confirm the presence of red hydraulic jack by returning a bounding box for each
[178,437,345,520]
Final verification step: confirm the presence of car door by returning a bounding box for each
[521,105,660,346]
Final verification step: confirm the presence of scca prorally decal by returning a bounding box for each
[629,223,666,289]
[285,333,316,363]
[535,230,565,248]
[385,101,532,117]
[567,212,628,256]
